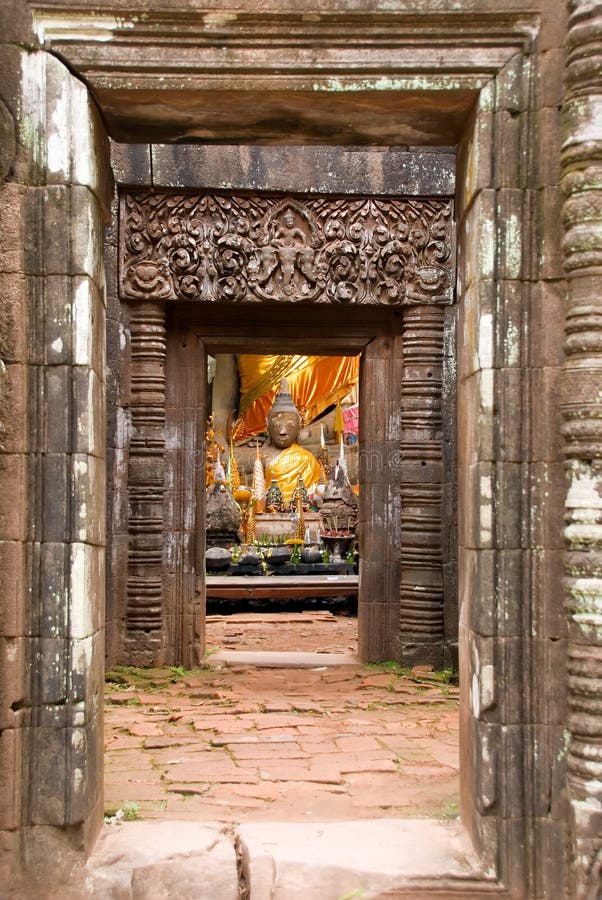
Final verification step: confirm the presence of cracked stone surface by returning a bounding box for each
[104,613,460,823]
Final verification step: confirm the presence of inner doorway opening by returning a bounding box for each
[205,351,361,659]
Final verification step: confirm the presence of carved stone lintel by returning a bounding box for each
[120,191,454,306]
[561,2,602,896]
[399,305,444,666]
[125,302,167,661]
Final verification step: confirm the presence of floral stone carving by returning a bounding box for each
[120,191,454,305]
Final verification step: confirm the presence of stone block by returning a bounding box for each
[72,276,106,375]
[41,54,111,204]
[495,637,527,725]
[105,316,122,369]
[530,367,563,463]
[43,275,72,365]
[496,280,523,368]
[453,107,492,220]
[496,368,524,462]
[38,542,69,638]
[67,711,103,824]
[496,188,525,281]
[458,371,494,466]
[498,724,527,818]
[458,279,493,380]
[41,454,69,542]
[535,49,567,110]
[0,272,27,363]
[472,720,497,814]
[458,549,491,637]
[72,367,105,457]
[72,453,105,545]
[501,818,528,893]
[29,725,67,825]
[164,529,195,576]
[532,636,568,726]
[531,548,565,640]
[535,107,562,187]
[28,186,72,276]
[494,110,525,189]
[533,818,568,900]
[43,53,73,186]
[458,461,494,550]
[0,828,21,889]
[495,461,523,550]
[536,186,564,280]
[529,461,565,550]
[70,186,105,285]
[358,600,398,662]
[0,95,15,184]
[0,540,26,637]
[496,53,526,114]
[37,637,68,706]
[0,453,27,541]
[537,5,569,52]
[150,144,455,197]
[70,544,105,639]
[495,549,524,638]
[88,822,238,900]
[71,81,112,212]
[43,365,71,453]
[0,363,28,453]
[0,183,27,273]
[529,279,566,369]
[0,635,26,730]
[0,727,22,830]
[460,190,495,290]
[532,725,569,819]
[111,141,152,185]
[71,633,105,721]
[110,449,129,532]
[466,630,496,722]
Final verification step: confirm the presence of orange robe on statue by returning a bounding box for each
[265,444,322,504]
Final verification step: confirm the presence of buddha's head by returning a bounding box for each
[267,379,302,450]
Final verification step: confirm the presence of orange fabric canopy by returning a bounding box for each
[234,354,359,440]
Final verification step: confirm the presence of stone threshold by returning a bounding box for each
[205,650,359,668]
[86,818,488,899]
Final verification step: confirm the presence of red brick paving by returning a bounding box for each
[105,613,460,823]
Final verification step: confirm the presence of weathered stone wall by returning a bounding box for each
[0,7,111,886]
[454,13,570,897]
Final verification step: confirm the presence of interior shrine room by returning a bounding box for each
[204,352,361,649]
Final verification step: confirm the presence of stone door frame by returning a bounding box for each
[17,5,569,895]
[112,178,456,671]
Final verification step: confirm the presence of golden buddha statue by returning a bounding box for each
[263,379,322,504]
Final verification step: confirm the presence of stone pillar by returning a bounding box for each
[561,3,602,895]
[399,305,445,668]
[124,302,167,665]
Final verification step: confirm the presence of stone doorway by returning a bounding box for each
[1,5,574,893]
[108,178,457,674]
[109,292,456,671]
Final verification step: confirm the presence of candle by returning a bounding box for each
[320,424,326,449]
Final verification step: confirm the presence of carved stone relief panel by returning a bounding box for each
[120,191,454,306]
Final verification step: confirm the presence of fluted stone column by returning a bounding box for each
[561,3,602,895]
